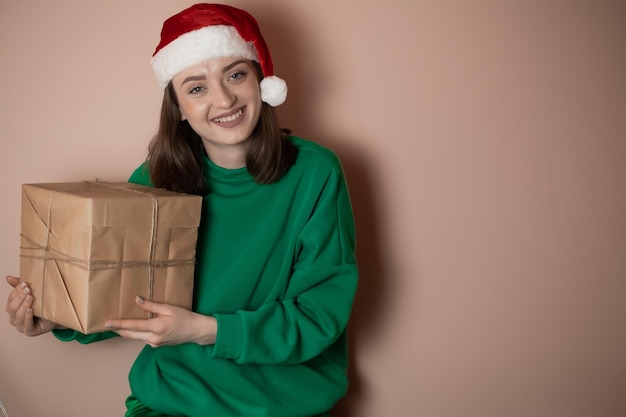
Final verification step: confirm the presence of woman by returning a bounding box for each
[5,4,357,416]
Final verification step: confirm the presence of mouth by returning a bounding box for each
[211,108,245,125]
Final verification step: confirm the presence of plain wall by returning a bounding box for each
[1,1,625,416]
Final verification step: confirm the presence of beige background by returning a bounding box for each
[1,1,625,416]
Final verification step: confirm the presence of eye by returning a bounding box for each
[229,71,246,81]
[188,86,205,95]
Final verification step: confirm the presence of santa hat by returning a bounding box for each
[151,3,287,107]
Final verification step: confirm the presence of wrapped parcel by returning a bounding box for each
[19,181,202,334]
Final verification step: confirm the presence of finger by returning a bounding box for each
[22,304,38,336]
[133,296,169,315]
[13,294,33,332]
[110,328,152,342]
[5,282,30,318]
[105,317,154,332]
[6,276,20,288]
[112,328,165,349]
[103,296,163,330]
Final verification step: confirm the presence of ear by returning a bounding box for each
[179,109,187,121]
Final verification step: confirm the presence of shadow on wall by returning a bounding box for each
[254,8,389,416]
[331,149,387,417]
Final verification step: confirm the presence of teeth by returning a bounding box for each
[214,109,243,123]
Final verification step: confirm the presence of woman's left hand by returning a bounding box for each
[105,296,217,348]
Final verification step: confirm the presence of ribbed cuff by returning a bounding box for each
[210,313,243,360]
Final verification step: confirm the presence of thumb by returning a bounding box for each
[6,275,21,288]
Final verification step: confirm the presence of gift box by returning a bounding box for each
[19,181,203,334]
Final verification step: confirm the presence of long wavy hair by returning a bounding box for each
[146,62,297,196]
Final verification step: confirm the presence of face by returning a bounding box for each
[171,56,262,168]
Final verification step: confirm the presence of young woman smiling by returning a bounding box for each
[5,4,358,416]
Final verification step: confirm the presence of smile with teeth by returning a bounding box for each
[212,109,244,123]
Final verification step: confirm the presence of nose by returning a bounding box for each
[212,82,236,108]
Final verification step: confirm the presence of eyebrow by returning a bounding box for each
[223,59,248,72]
[180,75,207,86]
[179,60,249,86]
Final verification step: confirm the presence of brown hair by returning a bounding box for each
[146,63,297,195]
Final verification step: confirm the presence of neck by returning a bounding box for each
[202,141,248,169]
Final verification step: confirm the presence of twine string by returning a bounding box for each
[147,189,158,314]
[92,182,159,308]
[19,234,194,270]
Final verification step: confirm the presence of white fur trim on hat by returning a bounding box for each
[151,25,259,88]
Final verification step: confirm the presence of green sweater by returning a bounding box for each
[55,137,358,416]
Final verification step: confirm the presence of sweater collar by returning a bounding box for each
[203,155,254,184]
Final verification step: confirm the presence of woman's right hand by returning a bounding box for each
[5,275,58,336]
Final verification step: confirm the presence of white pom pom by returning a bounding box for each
[260,76,287,107]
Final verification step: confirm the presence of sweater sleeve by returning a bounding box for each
[53,328,119,344]
[210,156,358,365]
[128,163,153,187]
[52,164,152,344]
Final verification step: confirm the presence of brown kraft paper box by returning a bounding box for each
[19,181,203,334]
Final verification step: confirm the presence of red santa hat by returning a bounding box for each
[151,3,287,107]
